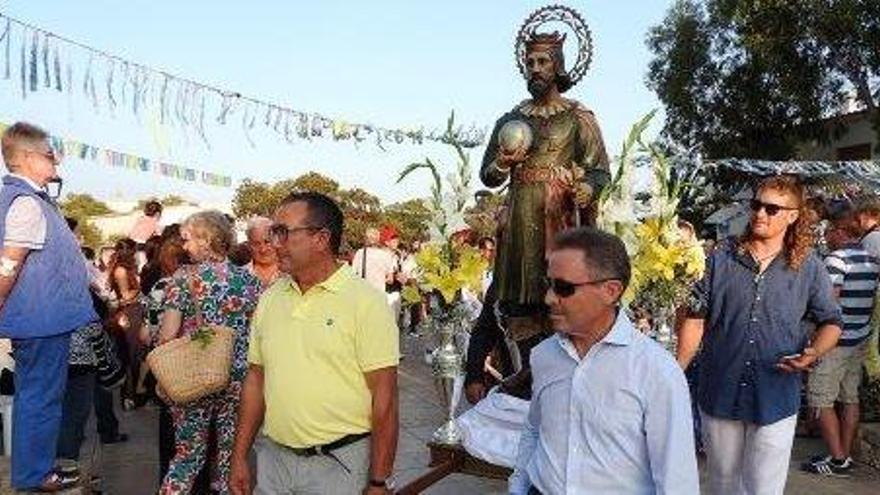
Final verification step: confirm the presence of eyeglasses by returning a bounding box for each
[545,276,618,298]
[749,199,797,217]
[268,223,323,243]
[27,148,60,164]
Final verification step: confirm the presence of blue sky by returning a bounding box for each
[0,1,672,206]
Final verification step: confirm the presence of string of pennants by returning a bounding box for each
[0,11,486,151]
[0,122,232,187]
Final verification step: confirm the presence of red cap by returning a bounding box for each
[380,225,399,244]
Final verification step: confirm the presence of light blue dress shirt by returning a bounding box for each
[509,312,700,494]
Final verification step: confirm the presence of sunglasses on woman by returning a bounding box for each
[749,199,797,217]
[544,276,617,298]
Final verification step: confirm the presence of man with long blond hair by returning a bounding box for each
[677,175,842,494]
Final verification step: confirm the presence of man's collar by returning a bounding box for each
[7,173,43,192]
[555,309,636,357]
[287,263,351,295]
[602,310,637,346]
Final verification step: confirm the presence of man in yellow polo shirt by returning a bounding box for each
[230,192,399,495]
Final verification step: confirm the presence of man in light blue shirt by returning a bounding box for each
[509,227,699,494]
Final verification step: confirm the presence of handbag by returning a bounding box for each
[146,269,234,405]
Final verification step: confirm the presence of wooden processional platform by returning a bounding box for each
[395,442,512,494]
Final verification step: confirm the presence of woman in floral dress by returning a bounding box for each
[157,211,261,494]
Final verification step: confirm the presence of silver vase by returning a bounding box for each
[431,318,465,445]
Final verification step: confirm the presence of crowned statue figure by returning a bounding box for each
[475,6,610,397]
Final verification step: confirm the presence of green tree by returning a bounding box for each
[384,199,432,246]
[232,173,386,252]
[647,0,880,160]
[76,219,104,250]
[338,188,383,252]
[60,193,112,218]
[285,172,340,197]
[232,179,280,218]
[60,194,113,249]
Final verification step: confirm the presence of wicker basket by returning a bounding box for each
[147,325,234,405]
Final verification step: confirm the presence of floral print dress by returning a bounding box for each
[159,260,260,495]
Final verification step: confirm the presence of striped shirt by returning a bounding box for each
[825,244,880,346]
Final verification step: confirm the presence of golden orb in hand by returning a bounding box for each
[498,120,533,154]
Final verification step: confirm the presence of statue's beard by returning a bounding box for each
[528,76,552,99]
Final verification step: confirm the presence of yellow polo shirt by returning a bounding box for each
[248,264,399,448]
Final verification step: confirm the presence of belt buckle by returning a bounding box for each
[314,445,324,456]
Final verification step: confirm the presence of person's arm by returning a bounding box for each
[645,361,700,494]
[509,394,539,495]
[676,250,714,369]
[157,309,182,344]
[157,269,188,344]
[230,364,266,495]
[363,366,398,494]
[676,318,705,369]
[778,258,842,372]
[0,246,29,310]
[0,197,46,309]
[465,286,502,403]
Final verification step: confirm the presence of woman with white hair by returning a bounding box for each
[245,216,281,287]
[157,211,261,494]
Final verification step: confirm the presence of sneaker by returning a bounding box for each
[802,454,853,475]
[54,460,80,477]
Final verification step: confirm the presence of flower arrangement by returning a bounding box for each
[597,110,706,319]
[398,112,488,308]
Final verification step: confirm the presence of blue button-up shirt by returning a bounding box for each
[509,312,699,495]
[689,240,841,426]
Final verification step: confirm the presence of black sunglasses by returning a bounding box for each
[269,224,323,242]
[749,199,797,217]
[545,276,618,298]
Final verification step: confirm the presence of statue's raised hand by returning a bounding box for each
[495,145,529,171]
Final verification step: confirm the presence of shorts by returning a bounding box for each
[807,343,866,408]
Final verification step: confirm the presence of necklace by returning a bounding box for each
[750,248,781,264]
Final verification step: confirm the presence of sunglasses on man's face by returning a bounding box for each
[545,276,617,298]
[749,199,797,217]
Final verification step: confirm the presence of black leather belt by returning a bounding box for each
[286,432,370,457]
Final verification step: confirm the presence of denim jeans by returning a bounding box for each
[10,333,70,488]
[56,366,96,460]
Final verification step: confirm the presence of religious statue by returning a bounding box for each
[470,5,610,399]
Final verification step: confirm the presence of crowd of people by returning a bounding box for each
[1,119,879,495]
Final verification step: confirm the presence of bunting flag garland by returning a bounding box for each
[0,121,233,187]
[0,11,486,151]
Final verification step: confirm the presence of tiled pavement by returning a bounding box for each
[0,334,878,493]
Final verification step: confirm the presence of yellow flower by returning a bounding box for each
[425,271,463,305]
[401,284,422,305]
[682,243,706,278]
[454,246,488,293]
